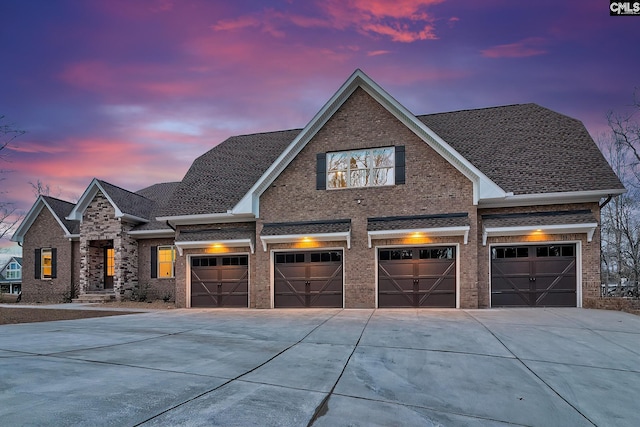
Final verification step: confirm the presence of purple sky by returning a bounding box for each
[1,0,639,253]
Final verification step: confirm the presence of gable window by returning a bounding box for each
[326,147,395,189]
[5,262,21,280]
[157,246,176,278]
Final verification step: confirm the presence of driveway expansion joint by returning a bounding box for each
[466,311,598,426]
[307,309,374,427]
[134,309,345,426]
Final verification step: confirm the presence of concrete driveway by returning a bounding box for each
[1,307,639,426]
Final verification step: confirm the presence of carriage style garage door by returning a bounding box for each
[274,251,343,308]
[190,255,248,308]
[378,247,456,308]
[491,244,577,307]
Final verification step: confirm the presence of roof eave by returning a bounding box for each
[156,212,256,226]
[118,213,149,224]
[478,188,627,208]
[127,229,175,239]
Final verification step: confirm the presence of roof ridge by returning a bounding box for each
[97,179,153,202]
[417,103,537,118]
[228,128,303,138]
[41,195,75,205]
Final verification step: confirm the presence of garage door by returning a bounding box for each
[190,255,248,307]
[274,251,343,308]
[491,244,576,307]
[378,247,456,308]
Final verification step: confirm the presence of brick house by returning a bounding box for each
[12,70,624,308]
[0,256,22,296]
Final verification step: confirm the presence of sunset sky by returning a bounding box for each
[1,0,639,254]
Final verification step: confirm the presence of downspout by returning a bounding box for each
[599,194,613,209]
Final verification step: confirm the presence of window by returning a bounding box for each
[326,147,394,189]
[492,247,529,259]
[106,248,115,278]
[158,246,175,278]
[35,248,56,280]
[41,248,52,279]
[5,262,21,280]
[275,253,305,264]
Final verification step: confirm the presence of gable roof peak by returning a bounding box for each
[230,69,506,215]
[11,195,79,243]
[67,177,154,223]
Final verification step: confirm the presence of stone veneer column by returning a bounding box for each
[113,221,138,300]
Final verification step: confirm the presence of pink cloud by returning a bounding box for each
[321,0,442,41]
[211,16,261,32]
[210,0,444,43]
[346,0,444,20]
[481,37,548,59]
[368,50,392,56]
[362,22,437,42]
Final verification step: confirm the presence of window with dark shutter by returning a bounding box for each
[51,248,57,279]
[35,248,41,279]
[316,153,326,190]
[395,145,405,185]
[150,246,158,278]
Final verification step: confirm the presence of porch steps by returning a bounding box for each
[72,292,116,303]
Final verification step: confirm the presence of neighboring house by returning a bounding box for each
[11,70,625,308]
[0,256,22,295]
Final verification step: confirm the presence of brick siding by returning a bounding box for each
[258,88,477,308]
[21,207,77,303]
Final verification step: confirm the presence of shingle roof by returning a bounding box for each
[156,103,623,219]
[160,129,301,216]
[132,182,180,231]
[43,196,79,234]
[481,210,597,228]
[97,180,155,220]
[261,219,351,236]
[417,104,624,195]
[367,213,469,231]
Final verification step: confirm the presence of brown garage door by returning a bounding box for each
[191,255,248,308]
[378,247,456,308]
[274,251,343,308]
[491,244,576,307]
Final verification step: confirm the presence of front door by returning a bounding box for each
[104,247,114,290]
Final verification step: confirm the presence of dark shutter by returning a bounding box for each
[51,248,57,279]
[316,153,326,190]
[151,246,158,278]
[395,146,405,185]
[35,249,41,279]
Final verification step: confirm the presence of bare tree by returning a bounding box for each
[28,179,62,198]
[600,91,640,297]
[0,115,25,241]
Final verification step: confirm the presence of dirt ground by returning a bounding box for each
[0,301,174,326]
